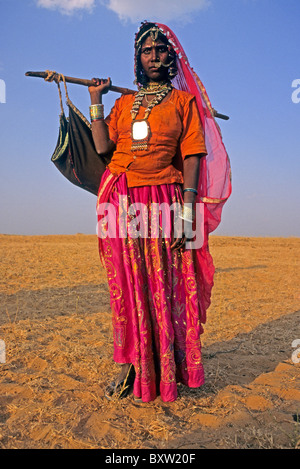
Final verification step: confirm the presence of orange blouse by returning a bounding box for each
[105,88,207,188]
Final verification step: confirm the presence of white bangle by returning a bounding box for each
[181,205,195,222]
[179,215,193,223]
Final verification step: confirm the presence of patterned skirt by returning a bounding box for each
[97,169,214,402]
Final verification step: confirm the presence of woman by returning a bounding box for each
[88,22,231,403]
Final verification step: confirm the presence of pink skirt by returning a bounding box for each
[97,169,215,402]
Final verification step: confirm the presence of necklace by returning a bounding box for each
[130,81,173,151]
[144,93,155,104]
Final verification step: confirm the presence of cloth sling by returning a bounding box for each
[51,78,112,196]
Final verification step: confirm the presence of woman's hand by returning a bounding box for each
[171,234,187,251]
[171,217,194,250]
[170,154,202,250]
[88,77,111,104]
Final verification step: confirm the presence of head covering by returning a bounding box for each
[134,21,232,234]
[134,22,178,86]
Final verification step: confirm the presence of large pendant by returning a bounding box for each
[131,119,150,151]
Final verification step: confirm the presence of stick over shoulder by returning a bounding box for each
[25,70,135,96]
[25,70,229,120]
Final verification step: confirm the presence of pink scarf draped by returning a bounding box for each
[155,22,232,233]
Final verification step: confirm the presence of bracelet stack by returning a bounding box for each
[89,104,104,122]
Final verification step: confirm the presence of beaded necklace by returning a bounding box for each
[130,81,173,151]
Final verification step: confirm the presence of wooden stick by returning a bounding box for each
[25,71,135,95]
[25,70,229,119]
[213,111,229,121]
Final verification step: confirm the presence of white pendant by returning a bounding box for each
[132,120,149,141]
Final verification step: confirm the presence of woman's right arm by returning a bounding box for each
[88,78,116,155]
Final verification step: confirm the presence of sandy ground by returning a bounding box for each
[0,234,299,449]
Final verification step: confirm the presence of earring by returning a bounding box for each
[169,65,177,79]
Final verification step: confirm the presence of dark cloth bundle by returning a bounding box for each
[51,103,112,196]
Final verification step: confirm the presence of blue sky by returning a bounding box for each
[0,0,299,236]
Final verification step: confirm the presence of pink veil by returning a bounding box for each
[149,23,232,320]
[155,22,232,234]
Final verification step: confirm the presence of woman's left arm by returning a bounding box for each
[183,154,203,203]
[171,154,204,250]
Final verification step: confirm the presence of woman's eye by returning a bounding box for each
[141,46,168,55]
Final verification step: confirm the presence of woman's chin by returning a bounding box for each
[146,71,167,82]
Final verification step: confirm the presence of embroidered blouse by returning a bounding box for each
[105,88,207,187]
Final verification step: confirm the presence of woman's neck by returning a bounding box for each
[143,80,170,91]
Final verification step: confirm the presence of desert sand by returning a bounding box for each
[0,234,299,449]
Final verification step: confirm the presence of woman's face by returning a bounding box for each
[139,35,170,83]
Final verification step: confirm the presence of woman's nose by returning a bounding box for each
[150,47,159,61]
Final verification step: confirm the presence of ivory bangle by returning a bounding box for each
[181,205,195,222]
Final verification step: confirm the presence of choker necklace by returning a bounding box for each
[130,81,173,151]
